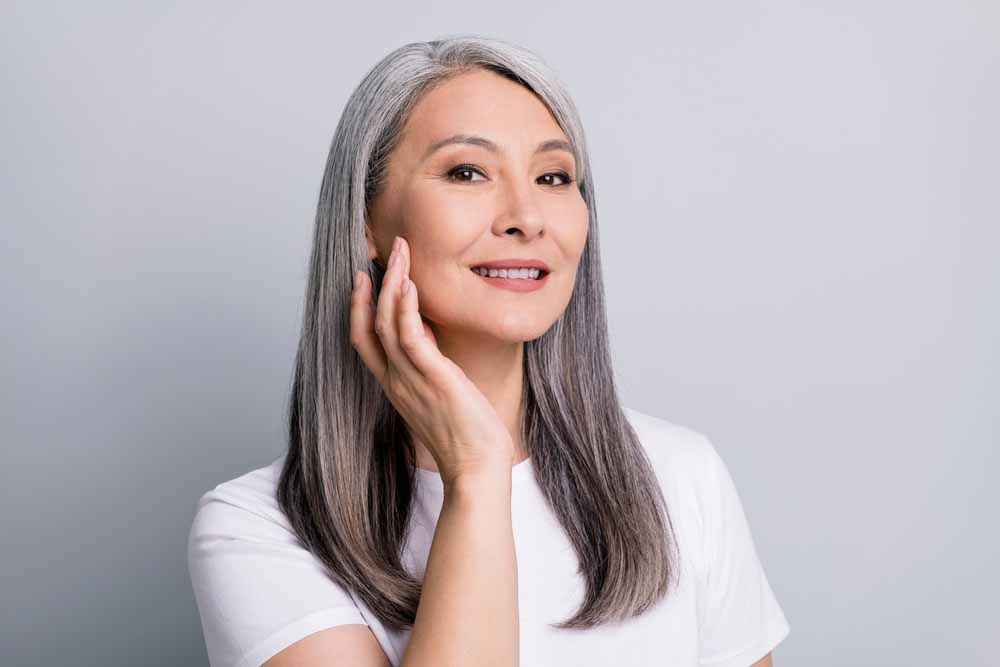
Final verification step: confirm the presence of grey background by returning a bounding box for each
[2,2,996,666]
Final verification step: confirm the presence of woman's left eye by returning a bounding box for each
[446,164,575,187]
[538,172,574,187]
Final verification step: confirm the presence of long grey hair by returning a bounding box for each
[277,33,681,633]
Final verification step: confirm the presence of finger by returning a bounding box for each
[349,269,387,380]
[396,242,452,387]
[375,236,419,379]
[395,239,441,349]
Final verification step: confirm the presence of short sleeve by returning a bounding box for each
[696,436,791,667]
[187,481,370,667]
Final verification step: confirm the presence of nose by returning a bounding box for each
[491,176,545,240]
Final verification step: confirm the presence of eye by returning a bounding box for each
[446,164,488,183]
[445,164,576,187]
[538,171,575,187]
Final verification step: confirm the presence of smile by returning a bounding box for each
[471,266,544,280]
[470,267,550,292]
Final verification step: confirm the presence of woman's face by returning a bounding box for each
[366,68,589,344]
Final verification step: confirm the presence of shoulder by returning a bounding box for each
[622,406,727,544]
[623,405,718,482]
[187,454,292,548]
[186,455,372,667]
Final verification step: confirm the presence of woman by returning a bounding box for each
[188,35,790,667]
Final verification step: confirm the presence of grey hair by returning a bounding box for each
[277,33,681,633]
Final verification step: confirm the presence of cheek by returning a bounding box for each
[396,186,480,256]
[573,202,590,256]
[410,269,493,333]
[404,256,468,325]
[555,195,590,261]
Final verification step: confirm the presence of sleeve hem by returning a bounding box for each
[235,607,370,667]
[699,613,790,667]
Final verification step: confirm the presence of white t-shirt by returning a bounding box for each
[188,407,790,667]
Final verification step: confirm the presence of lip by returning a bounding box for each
[471,268,550,292]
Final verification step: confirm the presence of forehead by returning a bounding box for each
[400,69,571,156]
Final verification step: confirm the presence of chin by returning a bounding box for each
[490,310,558,342]
[425,297,563,343]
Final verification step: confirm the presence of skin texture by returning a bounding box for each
[365,68,590,472]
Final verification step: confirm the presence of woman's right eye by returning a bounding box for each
[446,164,487,183]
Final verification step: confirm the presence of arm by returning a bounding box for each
[267,238,521,666]
[402,468,519,667]
[264,466,518,667]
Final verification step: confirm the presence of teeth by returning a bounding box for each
[472,267,542,280]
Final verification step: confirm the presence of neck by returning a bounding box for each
[408,326,529,473]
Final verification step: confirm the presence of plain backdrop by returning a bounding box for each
[2,2,996,666]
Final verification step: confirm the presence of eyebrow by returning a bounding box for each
[421,134,576,163]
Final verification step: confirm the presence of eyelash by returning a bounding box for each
[446,164,575,187]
